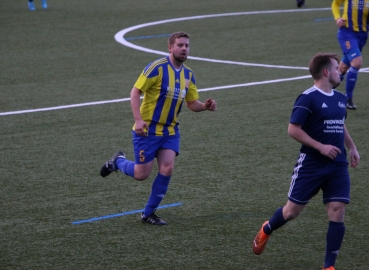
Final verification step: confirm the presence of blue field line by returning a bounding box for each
[71,202,182,225]
[314,17,334,22]
[125,33,171,41]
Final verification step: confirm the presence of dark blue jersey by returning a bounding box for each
[290,86,348,164]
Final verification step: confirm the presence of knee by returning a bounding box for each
[159,165,174,176]
[328,203,346,222]
[339,64,349,75]
[351,57,362,69]
[133,171,150,181]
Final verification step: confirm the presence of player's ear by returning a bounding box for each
[323,68,329,77]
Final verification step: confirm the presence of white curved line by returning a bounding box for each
[0,8,338,116]
[114,8,331,70]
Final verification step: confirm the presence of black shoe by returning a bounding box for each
[100,151,126,177]
[297,0,305,8]
[346,98,357,110]
[141,212,167,225]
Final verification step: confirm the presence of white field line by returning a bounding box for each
[2,8,358,116]
[0,75,311,116]
[0,98,130,116]
[114,8,333,70]
[197,75,311,91]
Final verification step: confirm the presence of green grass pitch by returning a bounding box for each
[1,0,368,269]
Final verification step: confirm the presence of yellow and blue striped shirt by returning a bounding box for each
[133,57,199,136]
[332,0,369,32]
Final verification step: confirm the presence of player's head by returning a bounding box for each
[168,32,190,46]
[168,32,190,64]
[309,53,341,88]
[309,53,340,79]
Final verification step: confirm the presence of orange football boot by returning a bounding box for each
[252,221,270,255]
[322,267,335,270]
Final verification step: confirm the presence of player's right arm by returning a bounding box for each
[332,0,346,27]
[288,123,341,160]
[130,86,148,136]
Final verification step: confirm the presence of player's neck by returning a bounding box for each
[169,55,183,70]
[314,80,333,94]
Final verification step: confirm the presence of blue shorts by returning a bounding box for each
[288,153,350,205]
[337,27,368,65]
[132,131,180,164]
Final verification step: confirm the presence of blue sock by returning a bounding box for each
[324,221,345,268]
[263,207,288,235]
[143,173,171,217]
[115,158,135,178]
[340,74,345,82]
[345,66,359,99]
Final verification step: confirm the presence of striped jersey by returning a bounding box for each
[133,56,199,136]
[332,0,369,32]
[290,86,348,164]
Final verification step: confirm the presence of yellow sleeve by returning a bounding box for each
[134,72,155,93]
[332,0,344,21]
[184,72,199,102]
[185,81,199,102]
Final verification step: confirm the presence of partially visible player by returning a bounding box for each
[332,0,369,109]
[297,0,305,8]
[252,53,360,270]
[100,31,217,225]
[28,0,47,10]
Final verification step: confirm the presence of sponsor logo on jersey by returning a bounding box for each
[166,87,186,100]
[185,79,190,88]
[324,118,345,125]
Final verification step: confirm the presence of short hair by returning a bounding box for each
[168,31,190,46]
[309,53,340,80]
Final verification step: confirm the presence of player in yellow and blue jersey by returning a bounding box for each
[252,53,360,270]
[100,32,217,225]
[332,0,369,109]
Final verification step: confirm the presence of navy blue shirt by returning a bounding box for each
[290,86,348,164]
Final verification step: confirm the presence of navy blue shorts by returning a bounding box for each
[288,153,350,205]
[132,131,180,164]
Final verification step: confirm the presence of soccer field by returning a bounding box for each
[1,0,368,269]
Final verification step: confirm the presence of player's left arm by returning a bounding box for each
[343,125,360,168]
[186,98,217,112]
[185,74,217,112]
